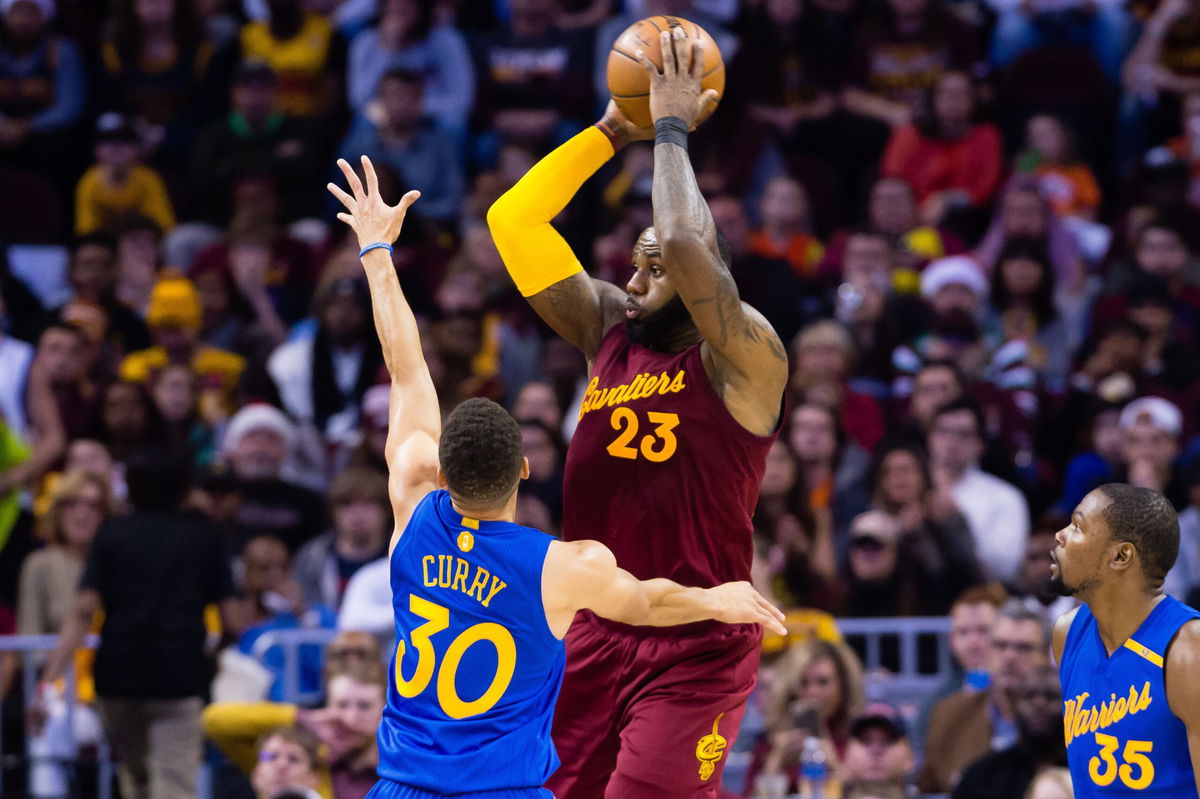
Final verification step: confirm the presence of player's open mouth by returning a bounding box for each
[625,306,640,319]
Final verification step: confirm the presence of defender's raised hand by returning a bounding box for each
[636,27,719,129]
[327,155,420,250]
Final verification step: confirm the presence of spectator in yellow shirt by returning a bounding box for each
[120,273,245,416]
[75,113,176,235]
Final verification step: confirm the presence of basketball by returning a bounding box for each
[606,15,725,129]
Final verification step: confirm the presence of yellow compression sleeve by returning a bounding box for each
[487,126,615,297]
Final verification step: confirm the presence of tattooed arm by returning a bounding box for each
[640,28,788,433]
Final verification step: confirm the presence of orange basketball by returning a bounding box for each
[606,15,725,129]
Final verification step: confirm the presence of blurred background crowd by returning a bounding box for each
[0,0,1198,797]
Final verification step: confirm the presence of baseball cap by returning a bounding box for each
[850,702,907,741]
[1119,396,1182,437]
[920,256,988,300]
[849,511,901,548]
[146,274,202,331]
[94,112,138,144]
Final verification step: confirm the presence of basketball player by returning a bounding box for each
[326,156,785,799]
[1051,484,1200,797]
[487,27,789,797]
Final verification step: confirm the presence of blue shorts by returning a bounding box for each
[366,778,554,799]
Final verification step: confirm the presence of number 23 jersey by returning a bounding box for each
[377,490,564,793]
[563,325,778,588]
[1059,595,1200,798]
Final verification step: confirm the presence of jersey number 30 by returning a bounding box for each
[394,594,516,719]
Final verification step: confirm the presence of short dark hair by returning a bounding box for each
[917,358,966,392]
[439,398,523,505]
[1096,483,1179,581]
[71,232,116,257]
[932,396,985,439]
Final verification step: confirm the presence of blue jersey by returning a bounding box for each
[376,490,565,793]
[1060,595,1200,799]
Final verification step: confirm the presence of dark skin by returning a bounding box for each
[524,28,788,437]
[1050,488,1200,794]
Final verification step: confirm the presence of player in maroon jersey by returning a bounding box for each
[487,27,789,797]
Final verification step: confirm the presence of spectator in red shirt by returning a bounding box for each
[881,71,1003,227]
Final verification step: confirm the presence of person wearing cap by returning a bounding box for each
[74,112,175,235]
[119,272,245,414]
[0,0,85,169]
[950,665,1066,799]
[220,402,326,553]
[1119,395,1188,507]
[1164,458,1200,604]
[189,58,321,227]
[840,703,917,798]
[267,276,383,442]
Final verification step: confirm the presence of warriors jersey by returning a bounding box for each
[376,490,565,793]
[1060,595,1200,798]
[562,325,778,588]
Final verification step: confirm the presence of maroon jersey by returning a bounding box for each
[562,325,778,587]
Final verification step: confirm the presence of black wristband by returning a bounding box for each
[654,116,689,150]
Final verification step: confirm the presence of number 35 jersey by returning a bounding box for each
[1060,595,1200,798]
[377,490,564,793]
[563,325,778,588]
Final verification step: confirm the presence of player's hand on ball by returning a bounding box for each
[636,27,720,129]
[706,581,787,635]
[327,155,420,250]
[599,99,655,145]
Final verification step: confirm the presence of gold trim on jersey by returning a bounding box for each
[1123,639,1164,668]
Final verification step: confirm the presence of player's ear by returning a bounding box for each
[519,457,530,481]
[435,465,448,489]
[1110,541,1135,571]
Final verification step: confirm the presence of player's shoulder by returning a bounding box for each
[547,539,614,576]
[1052,604,1083,664]
[1165,618,1200,718]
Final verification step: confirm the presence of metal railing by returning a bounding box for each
[0,634,113,799]
[248,627,341,706]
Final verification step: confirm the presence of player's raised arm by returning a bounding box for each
[486,105,647,360]
[1166,620,1200,794]
[637,30,788,388]
[328,157,440,554]
[541,539,786,639]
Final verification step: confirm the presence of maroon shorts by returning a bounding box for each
[546,613,761,799]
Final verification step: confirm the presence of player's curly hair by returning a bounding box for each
[1097,483,1179,582]
[439,398,523,506]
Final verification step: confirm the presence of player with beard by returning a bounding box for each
[1050,484,1200,798]
[487,27,789,798]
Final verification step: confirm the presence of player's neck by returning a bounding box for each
[1087,584,1167,656]
[450,496,516,524]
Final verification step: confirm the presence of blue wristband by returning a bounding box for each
[358,242,393,258]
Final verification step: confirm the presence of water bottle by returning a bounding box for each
[799,736,829,798]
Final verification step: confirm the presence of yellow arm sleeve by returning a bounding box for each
[486,126,615,297]
[202,701,299,774]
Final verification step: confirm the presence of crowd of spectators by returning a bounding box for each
[1,0,1200,796]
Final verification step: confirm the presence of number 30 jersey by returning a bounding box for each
[563,324,778,588]
[1059,595,1200,798]
[377,490,564,793]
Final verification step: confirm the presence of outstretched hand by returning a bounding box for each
[636,27,720,129]
[327,155,420,250]
[705,581,788,635]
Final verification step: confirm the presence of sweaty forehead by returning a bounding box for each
[1076,489,1113,530]
[634,228,659,253]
